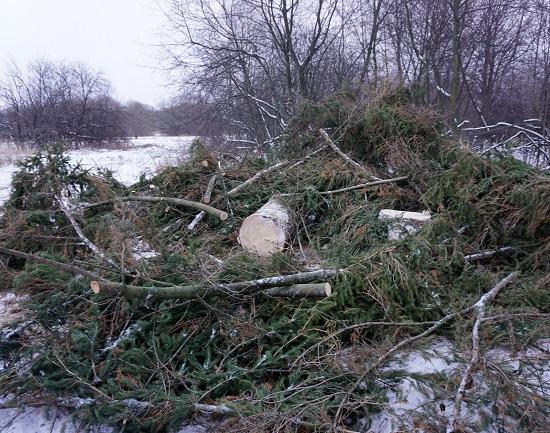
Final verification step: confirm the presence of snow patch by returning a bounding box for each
[0,136,194,208]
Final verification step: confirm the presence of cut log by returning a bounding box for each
[90,269,338,299]
[238,197,290,257]
[378,209,432,241]
[266,283,332,298]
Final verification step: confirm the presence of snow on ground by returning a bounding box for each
[0,136,193,206]
[362,338,550,433]
[0,398,215,433]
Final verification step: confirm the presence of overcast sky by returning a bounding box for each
[0,0,169,106]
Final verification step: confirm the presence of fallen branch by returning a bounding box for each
[56,195,118,268]
[84,196,228,221]
[0,246,104,282]
[265,282,332,298]
[319,128,380,180]
[90,269,338,299]
[287,144,329,169]
[203,174,218,204]
[187,174,220,230]
[446,271,519,433]
[464,246,516,262]
[333,271,520,427]
[226,160,290,197]
[319,176,408,195]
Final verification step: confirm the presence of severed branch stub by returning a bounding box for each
[188,173,220,230]
[84,195,228,221]
[202,174,218,204]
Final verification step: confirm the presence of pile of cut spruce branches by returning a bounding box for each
[0,92,548,433]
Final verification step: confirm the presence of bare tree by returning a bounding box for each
[0,60,125,146]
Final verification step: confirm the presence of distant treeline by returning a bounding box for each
[0,60,221,146]
[159,0,550,151]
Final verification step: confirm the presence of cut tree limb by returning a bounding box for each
[265,282,332,298]
[90,269,338,299]
[203,174,218,204]
[187,174,220,230]
[0,245,337,300]
[238,197,290,257]
[464,247,516,262]
[84,196,228,221]
[0,246,104,282]
[187,211,206,230]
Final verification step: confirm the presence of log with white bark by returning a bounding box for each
[90,269,338,299]
[265,282,332,298]
[238,197,290,257]
[84,196,228,221]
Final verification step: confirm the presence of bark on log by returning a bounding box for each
[265,282,332,298]
[238,197,290,257]
[90,269,337,299]
[84,196,228,221]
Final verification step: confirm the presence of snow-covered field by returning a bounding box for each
[0,136,193,206]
